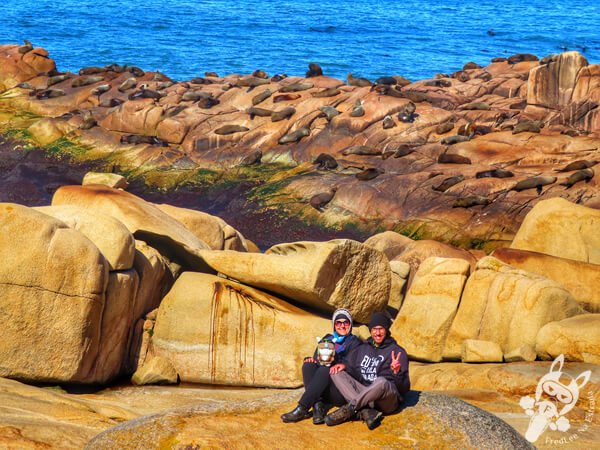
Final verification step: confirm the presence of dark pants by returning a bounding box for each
[299,362,346,408]
[331,371,400,414]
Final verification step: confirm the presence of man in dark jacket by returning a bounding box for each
[325,312,410,430]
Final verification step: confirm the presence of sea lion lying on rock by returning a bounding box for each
[453,196,492,208]
[313,153,338,170]
[438,153,472,164]
[441,135,471,145]
[476,169,514,179]
[512,120,543,134]
[356,168,384,180]
[214,125,249,135]
[319,106,340,121]
[310,188,337,211]
[347,73,372,87]
[512,175,556,194]
[554,160,597,172]
[273,93,301,103]
[350,102,365,117]
[279,127,310,144]
[432,175,465,192]
[247,106,273,119]
[311,87,340,98]
[342,145,381,156]
[118,78,137,92]
[271,107,296,122]
[561,169,594,188]
[239,150,262,166]
[280,82,313,93]
[252,89,272,105]
[306,63,323,78]
[71,75,104,88]
[120,134,169,146]
[382,115,396,129]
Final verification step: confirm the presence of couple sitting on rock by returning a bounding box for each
[281,308,410,430]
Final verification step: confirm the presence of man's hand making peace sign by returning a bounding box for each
[390,350,402,374]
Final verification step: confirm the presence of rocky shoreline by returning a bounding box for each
[0,42,599,448]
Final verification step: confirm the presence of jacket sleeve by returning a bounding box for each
[337,335,361,364]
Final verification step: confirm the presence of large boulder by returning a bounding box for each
[196,240,391,322]
[443,256,583,360]
[461,340,504,363]
[151,272,330,387]
[363,231,413,260]
[0,203,108,382]
[388,260,410,310]
[493,247,600,312]
[156,203,247,251]
[510,198,600,264]
[392,257,470,362]
[131,356,178,386]
[34,204,136,271]
[51,185,211,271]
[536,314,600,364]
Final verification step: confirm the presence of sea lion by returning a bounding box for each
[561,168,594,188]
[472,124,494,135]
[452,71,470,82]
[197,96,219,109]
[35,88,65,99]
[247,106,273,119]
[313,153,338,170]
[271,106,296,122]
[17,82,34,90]
[347,73,372,87]
[157,81,175,90]
[459,102,491,111]
[252,69,268,79]
[72,75,104,88]
[239,150,262,166]
[555,160,597,172]
[306,63,323,78]
[271,74,287,82]
[79,113,97,130]
[453,196,491,208]
[424,79,452,88]
[128,88,164,100]
[124,66,144,77]
[162,105,187,118]
[512,120,543,134]
[476,169,514,179]
[18,39,33,54]
[512,175,557,194]
[98,97,124,108]
[311,87,341,98]
[476,72,493,81]
[372,84,404,98]
[190,77,213,85]
[393,76,412,87]
[92,84,111,96]
[350,102,365,117]
[540,54,559,65]
[279,127,310,144]
[214,125,249,135]
[398,101,416,123]
[319,106,340,121]
[441,135,471,145]
[104,63,126,73]
[432,175,465,192]
[78,67,106,75]
[280,82,313,93]
[356,168,384,180]
[393,145,418,158]
[342,145,381,156]
[273,93,301,103]
[491,57,508,63]
[181,91,212,102]
[463,62,482,70]
[152,72,170,82]
[47,74,71,87]
[120,135,168,146]
[310,188,337,212]
[382,115,396,129]
[252,89,272,105]
[118,77,137,92]
[438,153,472,164]
[508,53,539,64]
[237,77,270,88]
[374,76,397,86]
[205,71,219,77]
[435,122,454,134]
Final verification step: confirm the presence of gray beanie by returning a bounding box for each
[332,308,353,329]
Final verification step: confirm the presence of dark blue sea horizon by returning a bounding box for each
[1,0,599,82]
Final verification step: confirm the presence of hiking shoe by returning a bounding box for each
[281,404,311,423]
[359,408,383,430]
[312,401,330,425]
[324,404,357,426]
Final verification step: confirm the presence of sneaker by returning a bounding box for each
[281,404,311,423]
[312,401,330,425]
[359,408,383,430]
[324,404,357,426]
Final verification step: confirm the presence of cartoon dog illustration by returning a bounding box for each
[520,354,592,442]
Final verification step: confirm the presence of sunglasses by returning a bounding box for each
[335,320,350,327]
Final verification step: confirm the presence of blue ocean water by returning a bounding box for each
[1,0,599,82]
